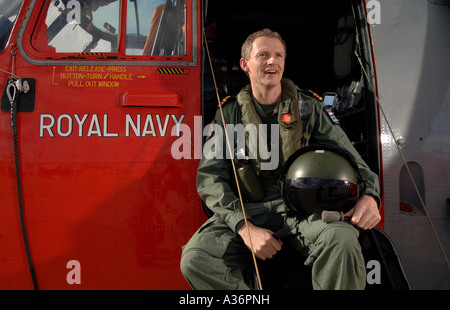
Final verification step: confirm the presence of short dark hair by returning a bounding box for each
[241,28,287,60]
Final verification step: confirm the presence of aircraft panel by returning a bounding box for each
[371,0,450,289]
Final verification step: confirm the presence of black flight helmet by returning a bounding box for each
[280,144,365,217]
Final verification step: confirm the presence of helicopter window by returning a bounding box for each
[0,0,24,52]
[126,0,186,56]
[43,0,120,53]
[25,0,192,61]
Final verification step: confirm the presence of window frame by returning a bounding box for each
[0,0,25,52]
[18,0,197,67]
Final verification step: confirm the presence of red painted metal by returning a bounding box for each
[0,0,205,289]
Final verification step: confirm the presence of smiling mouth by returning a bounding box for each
[264,69,278,75]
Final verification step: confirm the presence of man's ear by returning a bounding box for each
[240,58,249,73]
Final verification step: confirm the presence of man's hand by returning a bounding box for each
[344,194,381,230]
[238,222,283,260]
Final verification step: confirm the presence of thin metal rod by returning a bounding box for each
[203,32,264,289]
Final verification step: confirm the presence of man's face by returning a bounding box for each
[240,36,286,90]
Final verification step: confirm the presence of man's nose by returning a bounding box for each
[267,54,280,65]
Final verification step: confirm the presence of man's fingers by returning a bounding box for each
[343,206,355,219]
[239,223,283,260]
[350,207,364,226]
[349,195,381,230]
[254,235,282,260]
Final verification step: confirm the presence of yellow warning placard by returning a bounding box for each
[53,66,135,88]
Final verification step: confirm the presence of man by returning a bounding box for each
[180,29,381,290]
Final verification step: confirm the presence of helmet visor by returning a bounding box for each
[286,177,359,216]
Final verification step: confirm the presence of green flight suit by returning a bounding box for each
[180,79,380,290]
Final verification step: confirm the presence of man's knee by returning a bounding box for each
[311,224,366,289]
[180,249,200,280]
[319,224,361,255]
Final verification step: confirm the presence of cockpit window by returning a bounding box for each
[126,0,186,56]
[0,0,24,52]
[25,0,192,62]
[45,0,120,53]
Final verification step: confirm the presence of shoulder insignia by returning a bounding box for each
[323,106,340,125]
[219,96,232,107]
[307,90,323,101]
[204,120,216,142]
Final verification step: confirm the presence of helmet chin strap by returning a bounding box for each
[204,32,264,290]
